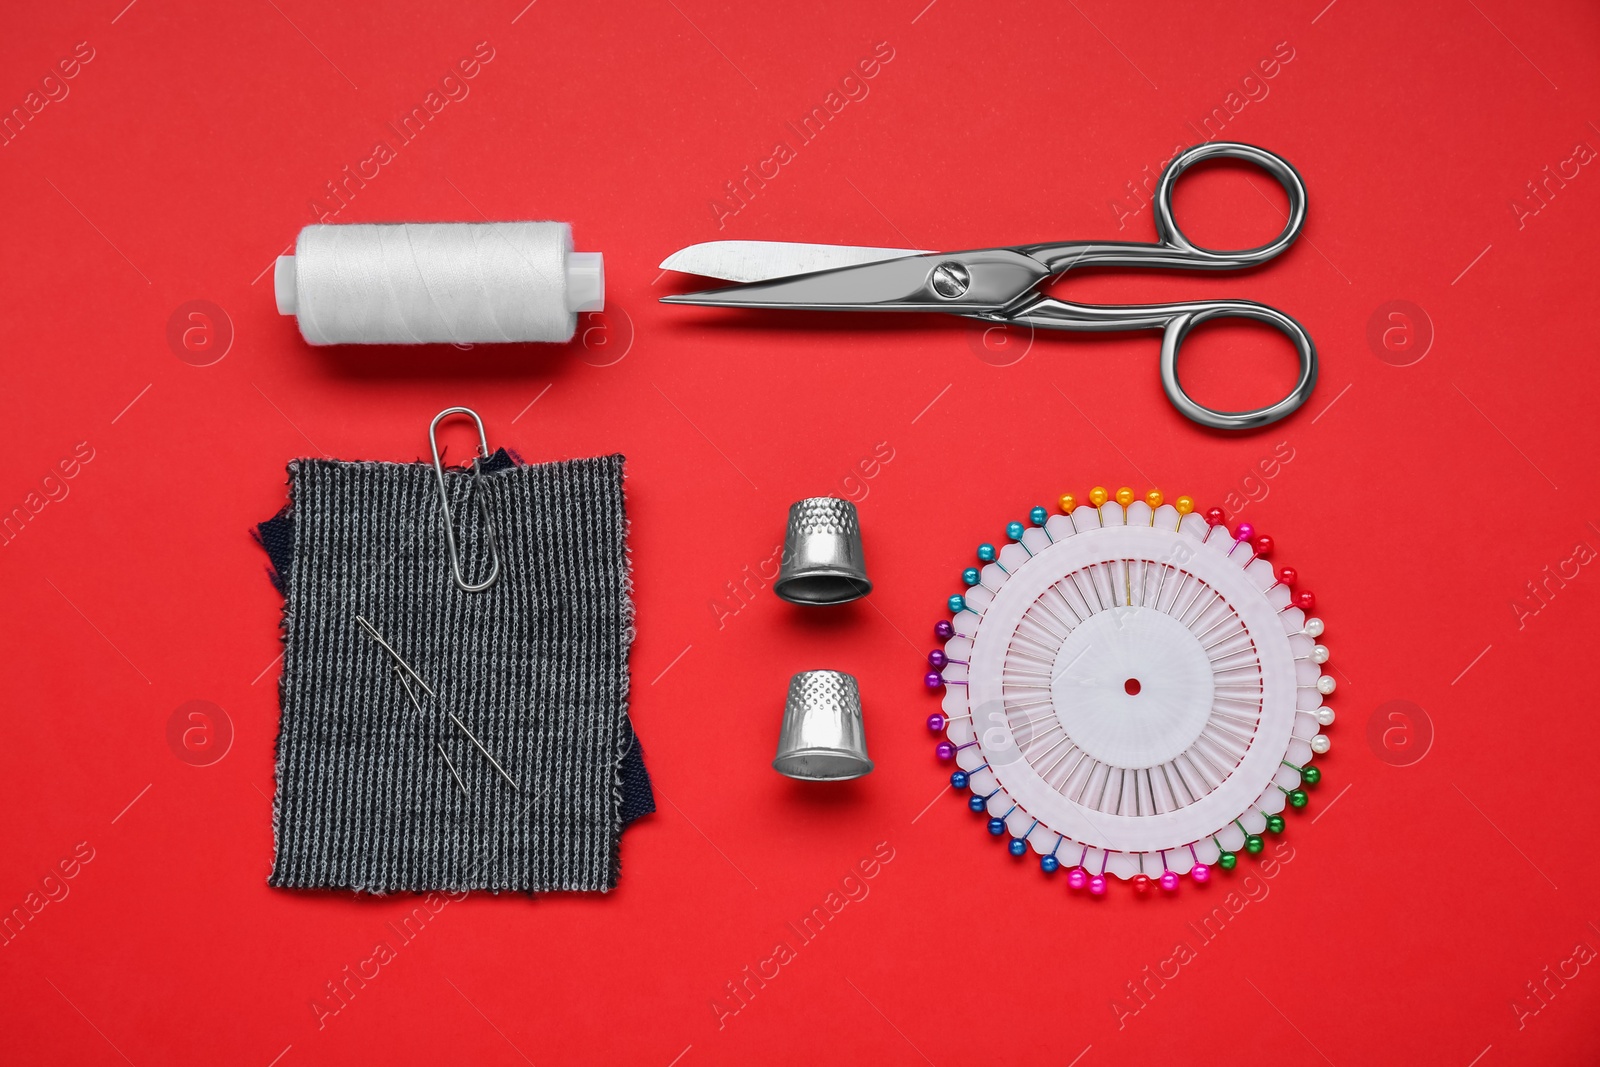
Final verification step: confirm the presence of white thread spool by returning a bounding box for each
[274,222,604,345]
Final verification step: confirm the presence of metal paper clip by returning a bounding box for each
[429,406,502,594]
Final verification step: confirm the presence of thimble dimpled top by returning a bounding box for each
[773,670,873,780]
[774,497,871,605]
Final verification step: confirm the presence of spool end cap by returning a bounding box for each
[274,256,297,315]
[566,252,604,313]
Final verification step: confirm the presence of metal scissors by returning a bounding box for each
[660,142,1315,431]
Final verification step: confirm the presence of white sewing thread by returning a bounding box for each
[275,222,603,345]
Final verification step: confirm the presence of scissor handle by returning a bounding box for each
[1023,143,1308,275]
[1151,142,1307,268]
[1158,301,1317,430]
[986,295,1317,430]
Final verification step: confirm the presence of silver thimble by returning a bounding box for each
[773,670,873,780]
[773,497,871,605]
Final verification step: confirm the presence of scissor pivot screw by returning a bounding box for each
[930,261,971,299]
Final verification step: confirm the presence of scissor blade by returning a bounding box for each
[660,254,944,310]
[661,248,1051,313]
[658,240,932,283]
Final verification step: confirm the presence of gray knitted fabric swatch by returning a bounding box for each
[259,450,647,893]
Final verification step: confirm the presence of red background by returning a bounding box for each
[3,1,1598,1064]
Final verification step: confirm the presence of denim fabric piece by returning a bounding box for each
[259,450,648,893]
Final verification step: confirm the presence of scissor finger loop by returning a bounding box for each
[1158,302,1318,432]
[1153,142,1309,268]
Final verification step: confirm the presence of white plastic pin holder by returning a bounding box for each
[923,488,1333,896]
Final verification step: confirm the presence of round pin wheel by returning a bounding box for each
[924,487,1333,894]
